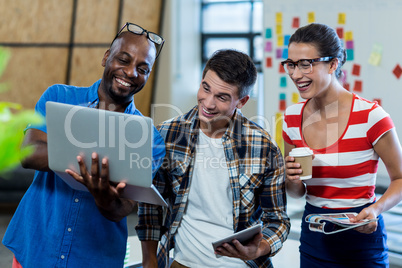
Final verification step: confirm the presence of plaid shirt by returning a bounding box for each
[136,106,290,268]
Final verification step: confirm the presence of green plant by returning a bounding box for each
[0,47,43,173]
[0,102,43,172]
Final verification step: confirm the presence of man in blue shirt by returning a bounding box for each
[3,23,165,268]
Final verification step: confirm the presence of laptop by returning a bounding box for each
[46,101,167,207]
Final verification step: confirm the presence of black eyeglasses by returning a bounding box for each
[281,57,334,75]
[111,22,165,59]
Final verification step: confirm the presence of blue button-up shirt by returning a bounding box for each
[3,79,165,268]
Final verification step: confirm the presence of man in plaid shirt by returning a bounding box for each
[136,49,290,268]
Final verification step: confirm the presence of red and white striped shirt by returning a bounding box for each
[283,94,394,209]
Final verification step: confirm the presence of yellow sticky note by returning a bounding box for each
[277,35,284,47]
[276,24,283,35]
[338,13,346,24]
[291,92,299,104]
[368,52,381,66]
[275,112,284,154]
[276,12,283,24]
[307,12,315,23]
[345,31,353,41]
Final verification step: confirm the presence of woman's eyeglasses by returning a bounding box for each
[281,57,334,75]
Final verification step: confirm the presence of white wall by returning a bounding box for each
[152,0,202,125]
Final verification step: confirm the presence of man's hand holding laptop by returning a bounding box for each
[66,152,136,222]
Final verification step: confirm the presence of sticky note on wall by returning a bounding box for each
[368,53,381,66]
[336,28,344,39]
[265,28,272,39]
[346,49,354,61]
[346,40,354,49]
[352,64,361,76]
[368,44,383,66]
[276,48,283,59]
[277,35,284,47]
[292,17,300,28]
[393,64,402,79]
[353,80,362,92]
[280,76,287,87]
[265,41,272,52]
[276,12,283,24]
[338,13,346,24]
[266,57,272,68]
[307,12,315,23]
[282,48,288,59]
[276,24,283,35]
[279,100,286,112]
[291,92,299,103]
[345,31,353,41]
[284,35,291,46]
[279,93,286,111]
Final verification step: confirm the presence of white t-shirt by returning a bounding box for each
[173,130,248,268]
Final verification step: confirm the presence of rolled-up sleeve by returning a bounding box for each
[136,169,167,241]
[260,145,290,257]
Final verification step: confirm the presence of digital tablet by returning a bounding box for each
[212,224,262,251]
[46,101,167,206]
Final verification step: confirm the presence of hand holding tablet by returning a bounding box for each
[212,224,262,251]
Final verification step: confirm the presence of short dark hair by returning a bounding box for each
[289,23,347,80]
[202,49,257,99]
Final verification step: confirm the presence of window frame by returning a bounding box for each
[200,0,263,73]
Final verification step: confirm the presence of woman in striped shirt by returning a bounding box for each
[282,23,402,268]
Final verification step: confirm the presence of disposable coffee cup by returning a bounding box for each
[289,147,313,180]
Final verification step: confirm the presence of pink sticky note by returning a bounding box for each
[276,48,283,59]
[265,41,272,52]
[346,40,354,49]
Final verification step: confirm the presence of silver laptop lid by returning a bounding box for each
[46,101,153,188]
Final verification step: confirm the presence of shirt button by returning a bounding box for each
[61,255,65,259]
[67,228,72,232]
[74,198,79,203]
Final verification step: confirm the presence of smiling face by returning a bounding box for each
[197,70,249,137]
[287,42,337,100]
[99,32,156,106]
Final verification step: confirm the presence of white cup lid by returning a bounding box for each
[289,147,313,157]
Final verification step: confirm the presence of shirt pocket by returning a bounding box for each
[238,166,264,211]
[168,160,188,194]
